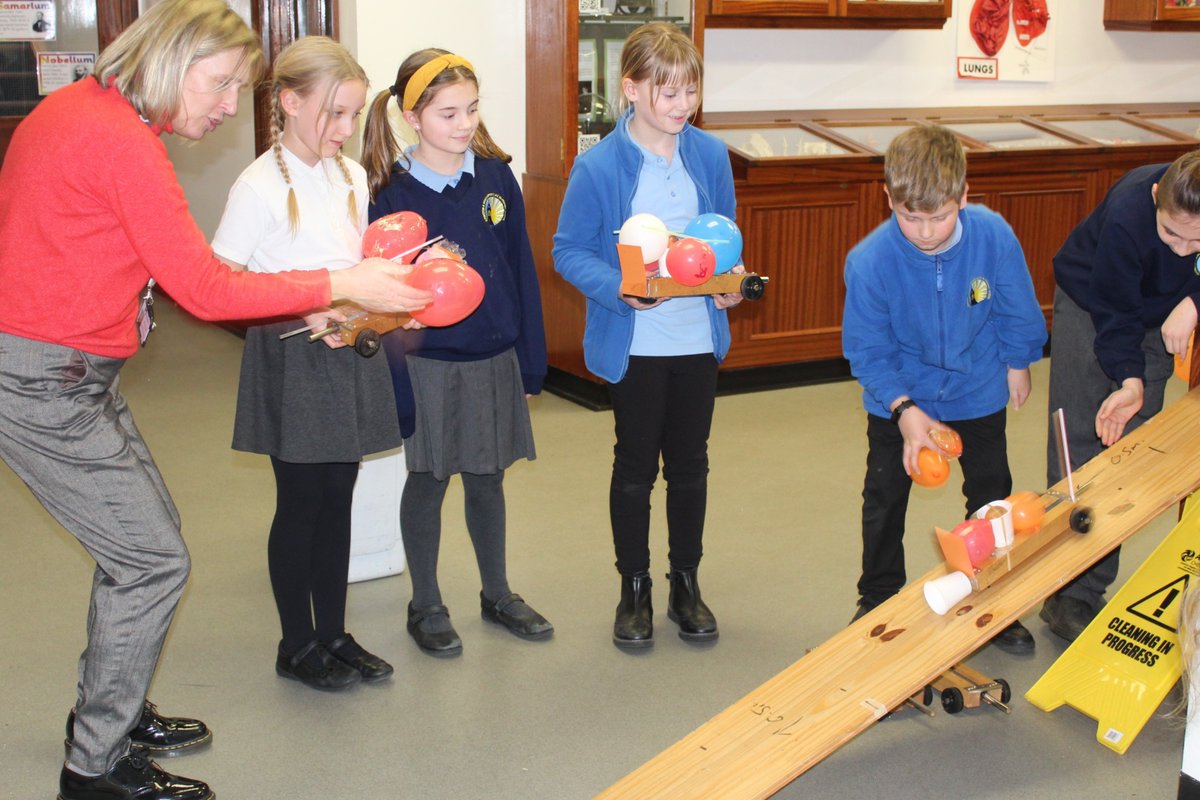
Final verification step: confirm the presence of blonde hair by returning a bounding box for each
[361,47,509,200]
[269,36,367,236]
[94,0,263,130]
[616,22,703,118]
[1173,580,1200,723]
[883,125,967,213]
[1156,148,1200,217]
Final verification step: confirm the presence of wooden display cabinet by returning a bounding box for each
[1105,0,1200,30]
[705,0,951,29]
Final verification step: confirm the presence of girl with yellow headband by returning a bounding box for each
[361,49,551,657]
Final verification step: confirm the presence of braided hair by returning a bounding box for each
[268,36,367,235]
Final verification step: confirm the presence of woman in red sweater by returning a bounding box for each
[0,3,430,799]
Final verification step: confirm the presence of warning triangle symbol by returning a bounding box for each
[1125,575,1190,634]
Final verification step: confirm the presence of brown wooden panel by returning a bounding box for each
[725,183,868,366]
[969,172,1098,322]
[523,173,589,378]
[97,0,138,51]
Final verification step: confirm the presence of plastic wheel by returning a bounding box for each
[355,328,381,358]
[1070,506,1094,534]
[941,687,964,714]
[740,274,766,301]
[996,678,1012,705]
[921,684,934,707]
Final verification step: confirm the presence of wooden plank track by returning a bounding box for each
[597,386,1200,800]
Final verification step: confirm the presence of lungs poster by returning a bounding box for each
[957,0,1054,82]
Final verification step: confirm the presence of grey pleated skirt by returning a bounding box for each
[232,322,402,463]
[403,348,536,480]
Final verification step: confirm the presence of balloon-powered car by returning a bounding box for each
[615,212,768,303]
[296,211,486,357]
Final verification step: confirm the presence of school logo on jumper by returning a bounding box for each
[968,277,991,306]
[481,193,506,226]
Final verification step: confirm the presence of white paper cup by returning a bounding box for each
[924,571,973,615]
[973,500,1015,548]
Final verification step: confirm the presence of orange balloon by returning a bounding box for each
[929,427,963,458]
[912,448,950,488]
[1006,490,1045,534]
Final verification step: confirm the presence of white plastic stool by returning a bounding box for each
[348,448,406,583]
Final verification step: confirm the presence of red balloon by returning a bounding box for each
[406,258,485,327]
[362,211,428,263]
[664,238,716,287]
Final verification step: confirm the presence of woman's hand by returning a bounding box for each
[329,258,433,313]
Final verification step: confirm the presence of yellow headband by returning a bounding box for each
[402,54,475,112]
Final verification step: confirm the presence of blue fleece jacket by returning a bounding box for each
[1053,163,1200,384]
[551,114,736,383]
[842,205,1047,422]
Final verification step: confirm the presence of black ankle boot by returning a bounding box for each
[613,572,653,650]
[667,566,718,642]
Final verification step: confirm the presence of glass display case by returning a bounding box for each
[940,120,1080,151]
[576,5,693,155]
[1038,117,1178,146]
[817,122,916,154]
[708,125,851,158]
[1138,114,1200,140]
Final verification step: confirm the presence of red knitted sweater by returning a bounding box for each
[0,78,331,357]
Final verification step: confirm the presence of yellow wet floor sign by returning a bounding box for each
[1026,493,1200,754]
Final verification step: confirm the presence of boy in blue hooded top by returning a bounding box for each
[842,125,1047,653]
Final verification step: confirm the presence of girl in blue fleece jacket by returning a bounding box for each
[553,22,743,651]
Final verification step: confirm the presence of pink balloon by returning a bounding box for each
[362,211,428,263]
[951,518,995,567]
[664,238,716,287]
[406,258,485,327]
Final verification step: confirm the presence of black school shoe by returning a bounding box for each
[58,754,212,800]
[325,633,394,682]
[990,620,1036,654]
[480,592,554,640]
[1039,594,1097,642]
[275,640,361,691]
[66,701,211,758]
[406,603,463,657]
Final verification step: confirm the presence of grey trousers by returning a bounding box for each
[0,334,189,774]
[1045,288,1174,606]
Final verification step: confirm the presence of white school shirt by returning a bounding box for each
[212,145,368,274]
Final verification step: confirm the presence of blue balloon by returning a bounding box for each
[683,213,742,274]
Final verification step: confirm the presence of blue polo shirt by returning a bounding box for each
[627,135,712,357]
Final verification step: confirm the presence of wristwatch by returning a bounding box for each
[890,399,917,425]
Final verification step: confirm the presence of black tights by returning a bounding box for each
[268,457,358,653]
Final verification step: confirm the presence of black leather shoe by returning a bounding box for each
[407,603,463,657]
[1040,594,1097,642]
[481,592,554,640]
[613,573,653,650]
[66,701,211,758]
[325,633,394,682]
[666,567,718,643]
[275,640,361,690]
[990,620,1036,654]
[59,754,211,800]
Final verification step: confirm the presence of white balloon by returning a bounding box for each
[618,213,670,265]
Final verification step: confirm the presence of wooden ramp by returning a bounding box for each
[597,385,1200,800]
